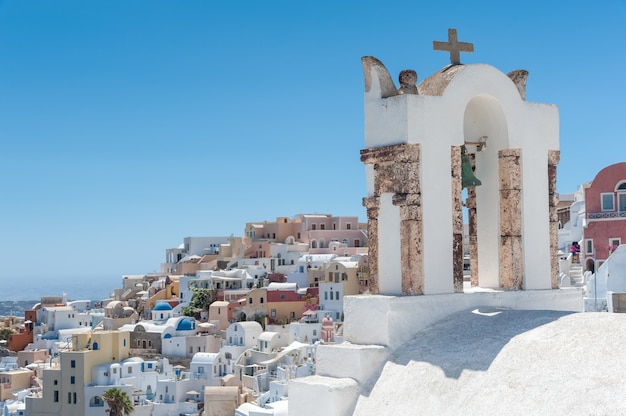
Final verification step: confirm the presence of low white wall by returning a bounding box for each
[343,289,583,350]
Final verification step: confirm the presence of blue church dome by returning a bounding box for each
[177,318,195,331]
[153,302,173,311]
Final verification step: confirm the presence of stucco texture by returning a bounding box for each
[352,309,626,415]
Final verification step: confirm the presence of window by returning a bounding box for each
[347,223,351,230]
[325,292,328,300]
[53,380,58,385]
[336,291,340,300]
[280,294,285,299]
[128,367,132,374]
[585,239,594,255]
[354,239,360,247]
[297,232,301,239]
[54,391,59,402]
[68,392,71,404]
[313,329,317,336]
[330,291,334,300]
[610,238,621,246]
[320,224,325,230]
[70,376,75,384]
[260,297,264,304]
[73,392,77,404]
[312,224,316,230]
[90,396,104,407]
[290,312,295,319]
[602,193,615,211]
[70,360,76,368]
[271,309,277,318]
[619,193,626,212]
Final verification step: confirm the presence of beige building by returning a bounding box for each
[0,368,34,401]
[322,259,362,296]
[244,214,368,256]
[203,386,241,416]
[208,301,230,330]
[240,287,267,321]
[17,349,49,369]
[25,330,131,416]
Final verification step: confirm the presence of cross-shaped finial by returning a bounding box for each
[433,28,474,65]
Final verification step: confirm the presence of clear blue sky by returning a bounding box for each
[1,1,625,299]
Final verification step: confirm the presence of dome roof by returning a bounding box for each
[177,317,195,331]
[153,302,172,311]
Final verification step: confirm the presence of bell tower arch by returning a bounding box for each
[361,40,559,295]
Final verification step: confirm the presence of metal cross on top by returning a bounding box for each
[433,28,474,65]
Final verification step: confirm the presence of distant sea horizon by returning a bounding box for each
[2,275,120,302]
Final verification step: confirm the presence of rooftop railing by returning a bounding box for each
[588,211,626,219]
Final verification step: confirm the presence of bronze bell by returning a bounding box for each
[461,145,482,188]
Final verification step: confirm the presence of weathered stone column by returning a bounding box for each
[466,153,479,287]
[361,143,422,295]
[499,148,523,289]
[548,150,560,288]
[393,193,424,294]
[451,146,464,292]
[362,196,380,293]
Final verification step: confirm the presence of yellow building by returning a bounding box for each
[25,330,130,416]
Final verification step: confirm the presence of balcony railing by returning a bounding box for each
[588,211,626,219]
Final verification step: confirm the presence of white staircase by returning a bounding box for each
[569,262,585,287]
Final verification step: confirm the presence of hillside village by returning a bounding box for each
[0,214,372,415]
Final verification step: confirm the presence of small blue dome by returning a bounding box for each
[153,302,172,311]
[177,318,195,331]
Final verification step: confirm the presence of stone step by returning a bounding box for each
[316,342,388,386]
[289,375,359,416]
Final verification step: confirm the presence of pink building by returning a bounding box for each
[244,214,368,258]
[583,162,626,271]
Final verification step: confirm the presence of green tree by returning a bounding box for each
[102,387,134,416]
[182,287,218,317]
[0,328,13,341]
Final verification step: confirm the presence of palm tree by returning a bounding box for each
[102,387,134,416]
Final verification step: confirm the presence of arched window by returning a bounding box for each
[92,342,98,350]
[89,396,104,407]
[311,240,318,249]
